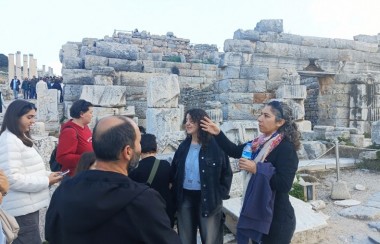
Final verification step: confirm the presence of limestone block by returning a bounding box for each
[92,66,115,76]
[99,86,127,107]
[371,121,380,144]
[220,120,259,145]
[325,131,350,141]
[349,134,364,147]
[146,108,182,136]
[349,84,368,108]
[268,68,287,81]
[302,141,327,159]
[79,46,96,59]
[254,19,283,33]
[350,108,368,121]
[223,39,256,53]
[240,66,268,80]
[278,33,303,45]
[327,107,350,120]
[353,41,379,53]
[93,75,113,86]
[63,85,82,101]
[62,69,93,85]
[108,58,144,72]
[288,100,305,121]
[301,131,318,141]
[61,43,80,59]
[155,131,186,154]
[33,135,58,170]
[178,76,204,90]
[253,93,275,103]
[62,57,83,69]
[88,106,133,130]
[219,52,243,67]
[358,151,378,160]
[335,127,359,134]
[349,121,370,135]
[266,80,285,92]
[30,122,48,137]
[118,72,155,86]
[248,80,266,93]
[84,55,108,69]
[147,74,179,108]
[232,30,260,41]
[220,66,240,79]
[222,103,255,120]
[178,69,200,77]
[276,85,306,99]
[215,79,249,93]
[37,89,59,123]
[79,85,105,105]
[125,100,146,118]
[199,70,217,79]
[255,42,301,58]
[296,120,312,131]
[313,125,335,134]
[218,93,253,104]
[125,86,146,101]
[95,41,138,60]
[82,38,98,46]
[353,34,378,44]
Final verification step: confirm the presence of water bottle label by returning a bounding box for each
[241,151,252,159]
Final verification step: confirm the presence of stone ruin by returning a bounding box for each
[54,19,380,162]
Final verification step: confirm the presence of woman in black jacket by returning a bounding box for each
[201,101,300,244]
[171,108,232,244]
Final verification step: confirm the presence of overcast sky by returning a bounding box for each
[1,0,379,76]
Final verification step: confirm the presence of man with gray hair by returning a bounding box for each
[45,116,180,244]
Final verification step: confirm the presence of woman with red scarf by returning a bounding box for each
[201,100,300,244]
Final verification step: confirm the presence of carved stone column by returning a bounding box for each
[8,53,15,81]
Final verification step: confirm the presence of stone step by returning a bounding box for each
[222,196,328,243]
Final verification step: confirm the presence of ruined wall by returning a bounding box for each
[302,77,319,128]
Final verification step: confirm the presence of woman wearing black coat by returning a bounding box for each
[201,101,300,244]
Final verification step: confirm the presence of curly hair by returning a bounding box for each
[182,108,211,148]
[267,100,301,150]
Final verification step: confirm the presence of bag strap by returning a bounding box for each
[147,158,160,185]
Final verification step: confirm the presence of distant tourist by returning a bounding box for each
[21,77,30,99]
[9,76,20,99]
[0,91,6,113]
[45,116,181,243]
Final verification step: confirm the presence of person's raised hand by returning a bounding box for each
[200,117,220,135]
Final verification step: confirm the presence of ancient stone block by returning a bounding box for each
[240,66,268,80]
[219,52,244,67]
[349,121,370,135]
[325,131,350,141]
[353,34,378,44]
[62,57,83,69]
[218,93,253,104]
[62,69,93,85]
[371,121,380,144]
[80,85,127,107]
[313,125,334,133]
[61,43,80,59]
[222,103,255,120]
[95,41,138,60]
[147,74,180,108]
[84,55,109,69]
[80,85,105,105]
[301,131,318,141]
[220,120,259,145]
[215,79,249,93]
[253,93,274,103]
[248,80,266,93]
[223,39,256,53]
[63,84,82,101]
[350,108,368,121]
[302,141,327,159]
[296,120,312,131]
[220,66,240,79]
[350,134,364,147]
[254,19,283,33]
[146,108,182,136]
[37,88,59,123]
[125,86,146,100]
[276,85,306,99]
[108,58,144,72]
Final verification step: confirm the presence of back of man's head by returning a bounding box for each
[141,134,157,153]
[92,116,136,161]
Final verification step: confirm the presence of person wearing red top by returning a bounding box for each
[56,99,93,176]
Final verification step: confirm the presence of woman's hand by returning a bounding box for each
[0,170,9,196]
[200,117,220,135]
[49,172,63,186]
[238,158,257,174]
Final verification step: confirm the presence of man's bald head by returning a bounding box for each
[92,116,139,162]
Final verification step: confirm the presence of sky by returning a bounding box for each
[1,0,379,76]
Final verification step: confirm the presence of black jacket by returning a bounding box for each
[215,131,299,243]
[171,136,232,217]
[10,79,20,91]
[45,170,180,244]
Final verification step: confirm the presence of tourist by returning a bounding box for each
[0,100,62,244]
[45,116,181,243]
[9,76,20,99]
[0,90,6,113]
[201,100,300,244]
[129,133,175,227]
[29,76,37,99]
[51,79,63,103]
[0,170,9,244]
[74,151,96,175]
[171,108,233,244]
[56,99,93,177]
[21,77,30,99]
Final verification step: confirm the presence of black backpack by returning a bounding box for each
[49,126,78,172]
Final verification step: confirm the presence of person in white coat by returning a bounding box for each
[0,100,62,244]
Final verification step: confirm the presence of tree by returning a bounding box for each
[0,54,8,67]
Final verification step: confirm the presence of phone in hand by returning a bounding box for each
[59,169,70,176]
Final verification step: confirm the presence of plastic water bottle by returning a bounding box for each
[241,142,252,159]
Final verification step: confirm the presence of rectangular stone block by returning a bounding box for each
[215,79,249,93]
[220,120,259,145]
[313,125,335,134]
[219,52,245,67]
[95,41,138,60]
[84,55,109,69]
[222,103,255,120]
[253,93,274,103]
[218,93,253,104]
[371,121,380,144]
[349,121,370,135]
[276,85,307,99]
[117,72,155,86]
[296,120,312,131]
[108,58,143,72]
[63,84,82,101]
[62,69,93,85]
[147,74,179,108]
[325,131,350,141]
[248,80,267,93]
[240,66,268,80]
[220,66,240,79]
[350,134,364,147]
[62,57,83,69]
[146,108,182,136]
[223,39,256,53]
[349,108,368,121]
[61,43,80,59]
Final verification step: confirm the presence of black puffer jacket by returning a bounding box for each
[171,136,233,217]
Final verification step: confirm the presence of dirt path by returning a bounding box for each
[310,168,380,243]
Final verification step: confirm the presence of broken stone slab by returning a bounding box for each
[331,181,351,200]
[223,39,256,53]
[108,58,144,72]
[147,74,180,108]
[368,234,380,244]
[146,108,182,137]
[309,200,326,211]
[220,120,259,145]
[62,69,93,85]
[84,55,109,69]
[368,221,380,231]
[302,141,327,159]
[95,41,138,60]
[155,131,186,154]
[62,57,83,69]
[334,199,361,207]
[80,85,127,107]
[339,205,380,220]
[61,43,80,60]
[254,19,283,33]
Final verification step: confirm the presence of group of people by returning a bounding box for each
[9,75,63,102]
[0,97,300,244]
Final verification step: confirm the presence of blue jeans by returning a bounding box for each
[177,189,224,244]
[14,210,41,244]
[13,90,18,99]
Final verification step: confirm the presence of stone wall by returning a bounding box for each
[302,77,319,128]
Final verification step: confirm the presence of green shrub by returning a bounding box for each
[356,159,380,171]
[289,181,304,201]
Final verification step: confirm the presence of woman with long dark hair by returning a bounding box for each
[171,108,232,244]
[201,101,300,244]
[0,100,62,243]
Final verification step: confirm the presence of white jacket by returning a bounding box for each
[0,130,50,216]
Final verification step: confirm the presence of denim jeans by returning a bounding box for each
[13,90,18,99]
[177,189,223,244]
[14,210,41,244]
